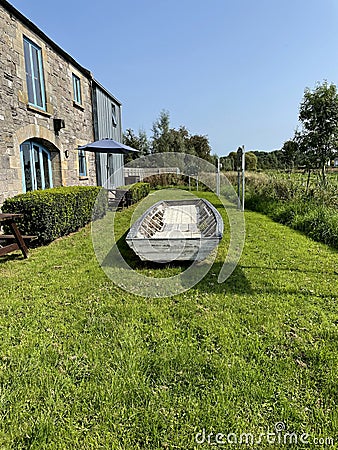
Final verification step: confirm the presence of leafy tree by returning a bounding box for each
[228,151,238,170]
[150,110,212,162]
[252,150,283,170]
[168,126,190,153]
[123,128,150,161]
[151,110,171,153]
[296,81,338,183]
[220,155,233,171]
[188,134,212,162]
[223,151,246,171]
[280,140,300,170]
[245,152,257,170]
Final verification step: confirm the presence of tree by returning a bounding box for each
[280,140,300,170]
[123,128,150,161]
[168,126,190,153]
[245,152,257,170]
[188,134,212,162]
[228,151,238,170]
[296,81,338,183]
[220,155,233,171]
[150,110,213,163]
[252,150,283,170]
[151,110,171,153]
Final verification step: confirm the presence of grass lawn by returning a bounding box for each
[0,191,337,449]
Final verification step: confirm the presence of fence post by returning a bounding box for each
[237,146,245,211]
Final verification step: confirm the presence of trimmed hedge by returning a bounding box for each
[127,182,150,203]
[116,182,150,206]
[143,173,188,188]
[2,186,107,244]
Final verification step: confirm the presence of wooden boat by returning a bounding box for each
[126,199,223,263]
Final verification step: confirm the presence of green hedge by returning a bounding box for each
[2,186,107,244]
[127,182,150,203]
[116,182,150,205]
[142,173,188,188]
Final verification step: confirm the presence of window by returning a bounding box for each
[111,103,117,127]
[72,74,82,104]
[20,140,53,192]
[23,37,46,110]
[78,149,87,176]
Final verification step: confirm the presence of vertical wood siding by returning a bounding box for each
[93,85,124,188]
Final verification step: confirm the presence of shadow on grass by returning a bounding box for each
[195,262,253,295]
[101,230,193,271]
[101,232,253,295]
[0,253,26,263]
[241,264,337,275]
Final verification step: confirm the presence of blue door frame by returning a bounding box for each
[20,140,53,192]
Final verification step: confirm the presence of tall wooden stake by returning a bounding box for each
[237,146,245,211]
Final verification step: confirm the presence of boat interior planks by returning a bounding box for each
[126,199,223,263]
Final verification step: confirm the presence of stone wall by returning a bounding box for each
[0,3,97,208]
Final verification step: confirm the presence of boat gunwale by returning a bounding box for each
[126,198,224,241]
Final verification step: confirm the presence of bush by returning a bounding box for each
[244,173,338,248]
[2,186,107,244]
[143,174,188,189]
[142,173,213,191]
[126,182,150,204]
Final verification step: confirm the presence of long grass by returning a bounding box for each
[0,191,337,448]
[242,171,338,248]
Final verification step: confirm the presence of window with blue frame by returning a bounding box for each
[72,74,82,104]
[23,37,46,110]
[78,149,87,176]
[111,103,117,127]
[20,140,53,192]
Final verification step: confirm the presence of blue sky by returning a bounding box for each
[8,0,338,155]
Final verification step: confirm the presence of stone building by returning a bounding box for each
[0,0,123,207]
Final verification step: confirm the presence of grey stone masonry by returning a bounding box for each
[0,1,97,208]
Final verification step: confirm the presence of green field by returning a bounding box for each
[0,191,337,449]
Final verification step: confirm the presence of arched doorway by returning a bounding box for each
[20,140,53,192]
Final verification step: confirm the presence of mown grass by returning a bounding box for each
[0,191,338,449]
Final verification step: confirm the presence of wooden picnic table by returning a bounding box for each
[0,213,29,258]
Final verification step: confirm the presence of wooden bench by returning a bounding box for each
[0,213,33,258]
[108,189,131,209]
[0,235,37,240]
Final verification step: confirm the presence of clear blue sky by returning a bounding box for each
[8,0,338,155]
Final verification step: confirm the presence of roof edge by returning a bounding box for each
[92,78,122,106]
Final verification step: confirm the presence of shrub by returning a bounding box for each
[126,182,150,204]
[244,172,338,248]
[143,173,188,188]
[2,186,107,244]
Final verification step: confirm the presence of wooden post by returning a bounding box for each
[216,156,220,197]
[237,147,242,209]
[237,146,245,211]
[241,146,245,212]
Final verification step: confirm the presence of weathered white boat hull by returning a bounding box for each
[127,237,221,262]
[126,199,223,263]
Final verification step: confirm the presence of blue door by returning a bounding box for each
[20,140,53,192]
